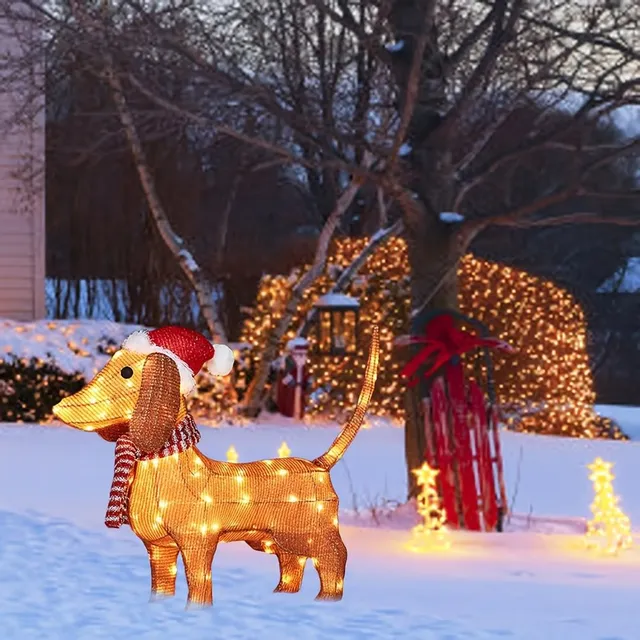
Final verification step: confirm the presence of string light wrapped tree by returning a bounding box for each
[585,457,632,556]
[241,237,623,439]
[408,462,450,552]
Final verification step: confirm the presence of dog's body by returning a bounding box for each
[53,327,379,607]
[131,446,343,602]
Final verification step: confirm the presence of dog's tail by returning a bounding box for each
[312,326,380,471]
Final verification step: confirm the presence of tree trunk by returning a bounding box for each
[386,0,464,501]
[402,215,462,499]
[105,68,228,342]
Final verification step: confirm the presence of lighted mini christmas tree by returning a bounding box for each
[408,462,450,551]
[278,441,291,458]
[585,457,632,555]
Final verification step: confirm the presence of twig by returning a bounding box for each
[341,459,359,514]
[506,445,523,525]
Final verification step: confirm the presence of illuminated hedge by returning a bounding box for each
[241,237,623,439]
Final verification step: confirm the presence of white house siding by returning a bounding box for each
[0,12,45,321]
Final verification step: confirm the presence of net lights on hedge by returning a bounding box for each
[408,462,450,552]
[51,325,380,608]
[585,457,632,556]
[241,237,622,440]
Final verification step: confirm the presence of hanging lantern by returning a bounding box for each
[313,294,360,356]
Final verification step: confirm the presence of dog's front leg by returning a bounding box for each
[177,535,219,608]
[145,541,179,601]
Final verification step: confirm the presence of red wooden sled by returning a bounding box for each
[404,312,511,532]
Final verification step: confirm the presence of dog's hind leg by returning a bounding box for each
[313,531,347,601]
[245,538,306,593]
[273,550,306,594]
[178,535,219,608]
[145,540,179,600]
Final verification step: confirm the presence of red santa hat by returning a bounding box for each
[121,326,235,395]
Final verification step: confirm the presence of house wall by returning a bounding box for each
[0,15,45,321]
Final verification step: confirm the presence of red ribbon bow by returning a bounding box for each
[397,315,514,387]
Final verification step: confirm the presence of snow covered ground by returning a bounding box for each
[3,415,640,639]
[3,318,640,638]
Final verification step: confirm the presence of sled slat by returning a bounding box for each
[445,365,481,531]
[431,377,460,529]
[469,381,498,531]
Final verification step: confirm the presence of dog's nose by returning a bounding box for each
[51,394,93,429]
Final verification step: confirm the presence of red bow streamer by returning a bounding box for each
[397,315,515,387]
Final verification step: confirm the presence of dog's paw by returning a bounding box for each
[273,584,300,594]
[185,599,213,610]
[149,590,174,603]
[315,591,343,602]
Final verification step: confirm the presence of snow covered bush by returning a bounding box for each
[0,319,244,424]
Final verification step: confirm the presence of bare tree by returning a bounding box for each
[378,0,639,494]
[73,0,229,341]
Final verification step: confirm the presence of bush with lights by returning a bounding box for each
[241,237,624,439]
[0,355,85,422]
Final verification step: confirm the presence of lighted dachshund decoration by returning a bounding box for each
[53,325,379,608]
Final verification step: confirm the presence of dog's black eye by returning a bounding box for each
[120,366,134,379]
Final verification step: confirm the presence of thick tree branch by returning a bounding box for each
[435,0,524,141]
[488,212,640,228]
[453,99,638,211]
[445,4,499,69]
[126,72,374,181]
[306,0,392,67]
[297,217,404,336]
[386,9,431,172]
[525,15,640,64]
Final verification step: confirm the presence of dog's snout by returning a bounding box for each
[51,350,145,431]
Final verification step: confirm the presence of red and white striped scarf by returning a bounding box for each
[104,413,201,528]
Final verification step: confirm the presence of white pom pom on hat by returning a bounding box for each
[205,344,235,376]
[121,326,235,395]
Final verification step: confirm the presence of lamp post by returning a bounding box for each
[312,293,360,356]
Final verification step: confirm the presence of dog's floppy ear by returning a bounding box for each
[129,352,181,453]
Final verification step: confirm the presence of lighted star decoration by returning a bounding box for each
[585,457,632,556]
[226,445,239,463]
[278,441,291,458]
[413,461,440,487]
[408,462,450,552]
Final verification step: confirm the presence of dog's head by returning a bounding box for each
[53,350,182,452]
